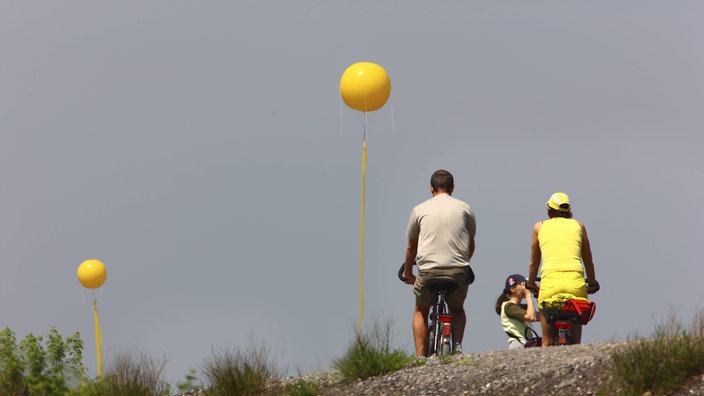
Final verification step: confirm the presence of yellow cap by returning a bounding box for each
[547,192,570,211]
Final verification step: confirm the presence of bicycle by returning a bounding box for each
[398,263,474,356]
[528,278,599,346]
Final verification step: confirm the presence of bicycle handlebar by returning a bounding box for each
[398,262,411,282]
[587,280,600,294]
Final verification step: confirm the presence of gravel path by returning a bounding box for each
[314,342,623,396]
[176,340,704,395]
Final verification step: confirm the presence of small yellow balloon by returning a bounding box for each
[77,259,107,289]
[339,62,391,112]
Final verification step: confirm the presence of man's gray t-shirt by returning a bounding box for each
[406,193,476,270]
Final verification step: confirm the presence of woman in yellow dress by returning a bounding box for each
[526,192,600,346]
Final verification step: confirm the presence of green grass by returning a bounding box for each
[174,368,204,393]
[437,354,454,365]
[201,341,279,396]
[12,311,704,395]
[332,319,419,383]
[602,309,704,395]
[281,378,320,396]
[452,356,477,366]
[75,352,170,396]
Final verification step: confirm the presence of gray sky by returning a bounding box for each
[2,1,703,385]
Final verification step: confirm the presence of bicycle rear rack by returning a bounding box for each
[543,297,596,325]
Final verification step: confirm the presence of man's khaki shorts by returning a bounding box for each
[414,267,470,307]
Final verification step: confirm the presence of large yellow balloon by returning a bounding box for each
[339,62,391,112]
[77,259,107,289]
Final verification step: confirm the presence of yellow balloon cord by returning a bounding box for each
[93,297,103,376]
[359,133,367,333]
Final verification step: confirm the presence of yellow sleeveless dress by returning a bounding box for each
[537,218,587,305]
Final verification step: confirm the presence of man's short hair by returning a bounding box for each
[431,170,454,192]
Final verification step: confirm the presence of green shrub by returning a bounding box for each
[282,378,320,396]
[332,319,417,383]
[604,310,704,395]
[0,327,85,396]
[176,368,203,393]
[202,341,279,396]
[0,327,26,395]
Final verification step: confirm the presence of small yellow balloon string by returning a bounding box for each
[359,120,367,333]
[93,296,103,376]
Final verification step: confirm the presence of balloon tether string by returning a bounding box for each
[93,296,103,376]
[359,113,367,333]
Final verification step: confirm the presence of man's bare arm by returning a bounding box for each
[403,239,419,284]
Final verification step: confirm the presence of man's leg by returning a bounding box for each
[413,302,430,356]
[449,304,466,345]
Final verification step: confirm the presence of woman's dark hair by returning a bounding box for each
[430,170,454,192]
[547,208,573,219]
[495,293,510,315]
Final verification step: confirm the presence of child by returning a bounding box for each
[495,274,540,349]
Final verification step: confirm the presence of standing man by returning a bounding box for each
[402,169,476,356]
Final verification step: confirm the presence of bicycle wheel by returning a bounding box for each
[440,343,451,356]
[438,322,453,356]
[555,327,569,346]
[563,329,573,345]
[427,326,436,357]
[554,322,574,345]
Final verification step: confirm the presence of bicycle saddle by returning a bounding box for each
[397,262,475,286]
[427,277,458,294]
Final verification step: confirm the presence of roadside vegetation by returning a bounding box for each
[75,352,169,396]
[5,310,704,395]
[601,309,704,395]
[332,319,420,383]
[201,341,278,396]
[0,327,85,396]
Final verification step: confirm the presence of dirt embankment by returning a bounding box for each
[297,341,704,396]
[175,340,704,395]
